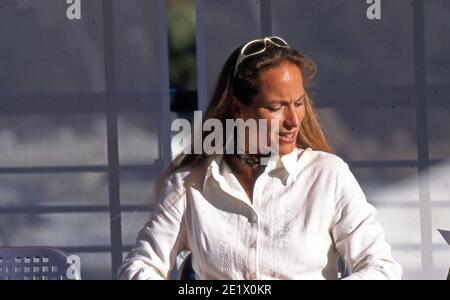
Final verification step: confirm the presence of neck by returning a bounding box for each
[225,154,264,179]
[224,154,267,202]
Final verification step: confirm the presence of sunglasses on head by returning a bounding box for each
[234,36,290,78]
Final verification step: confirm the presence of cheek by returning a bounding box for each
[239,106,261,120]
[258,109,282,121]
[298,107,306,122]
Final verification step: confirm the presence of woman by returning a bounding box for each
[118,36,402,280]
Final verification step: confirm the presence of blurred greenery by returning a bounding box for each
[167,0,196,90]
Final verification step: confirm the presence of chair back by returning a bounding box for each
[0,247,80,280]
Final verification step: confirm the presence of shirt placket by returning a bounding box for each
[247,165,272,280]
[248,207,259,280]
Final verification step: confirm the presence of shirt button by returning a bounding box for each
[250,241,257,248]
[251,214,258,223]
[249,273,257,280]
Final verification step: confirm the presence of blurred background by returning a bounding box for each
[0,0,449,279]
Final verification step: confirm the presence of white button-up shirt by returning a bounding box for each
[118,147,402,280]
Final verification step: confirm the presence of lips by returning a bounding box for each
[277,131,296,143]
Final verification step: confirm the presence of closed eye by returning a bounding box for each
[266,105,282,112]
[265,95,305,111]
[295,101,303,107]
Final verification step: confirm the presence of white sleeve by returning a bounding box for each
[331,162,403,280]
[117,173,188,280]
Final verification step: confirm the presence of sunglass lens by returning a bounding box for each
[270,37,288,47]
[242,41,266,55]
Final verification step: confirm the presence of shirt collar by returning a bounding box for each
[202,147,312,192]
[202,155,250,203]
[277,147,311,178]
[203,155,221,192]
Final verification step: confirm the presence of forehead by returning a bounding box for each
[257,63,304,96]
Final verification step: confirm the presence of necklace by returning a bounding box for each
[236,153,271,169]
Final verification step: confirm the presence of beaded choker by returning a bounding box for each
[236,153,271,169]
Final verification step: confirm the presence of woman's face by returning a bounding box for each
[235,62,306,156]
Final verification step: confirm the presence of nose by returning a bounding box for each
[283,104,300,130]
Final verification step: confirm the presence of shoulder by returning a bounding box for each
[152,169,194,217]
[304,148,348,174]
[306,150,365,199]
[162,160,208,198]
[163,169,191,196]
[305,150,368,209]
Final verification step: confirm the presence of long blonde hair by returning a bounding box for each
[159,42,333,189]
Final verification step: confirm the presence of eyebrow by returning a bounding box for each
[269,94,306,105]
